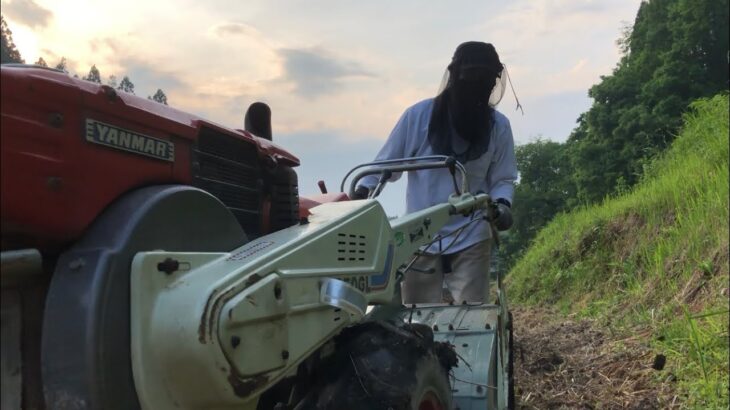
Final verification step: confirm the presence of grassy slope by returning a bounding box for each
[507,94,729,408]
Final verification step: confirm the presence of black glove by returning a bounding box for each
[493,199,513,231]
[351,185,370,200]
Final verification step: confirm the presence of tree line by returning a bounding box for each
[1,15,168,104]
[498,0,729,269]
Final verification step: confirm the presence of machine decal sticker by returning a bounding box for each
[369,243,393,290]
[84,118,175,162]
[394,232,405,247]
[337,275,369,293]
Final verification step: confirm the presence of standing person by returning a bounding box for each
[353,41,517,304]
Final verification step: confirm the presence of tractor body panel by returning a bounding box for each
[130,199,394,408]
[129,192,501,409]
[0,65,299,251]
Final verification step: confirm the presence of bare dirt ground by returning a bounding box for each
[512,307,679,409]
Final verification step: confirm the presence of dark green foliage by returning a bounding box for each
[84,64,101,83]
[34,57,47,67]
[117,76,135,94]
[568,0,729,203]
[1,15,24,63]
[499,139,576,268]
[149,89,168,105]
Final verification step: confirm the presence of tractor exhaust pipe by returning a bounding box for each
[244,102,273,141]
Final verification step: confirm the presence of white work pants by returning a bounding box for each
[401,240,492,304]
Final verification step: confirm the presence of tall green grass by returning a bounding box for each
[507,94,729,408]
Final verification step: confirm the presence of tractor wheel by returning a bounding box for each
[507,311,515,410]
[300,321,457,410]
[41,185,247,409]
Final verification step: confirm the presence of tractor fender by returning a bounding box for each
[41,185,247,409]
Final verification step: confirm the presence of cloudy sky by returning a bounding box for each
[4,0,640,215]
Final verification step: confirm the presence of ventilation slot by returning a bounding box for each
[192,127,263,239]
[336,233,367,262]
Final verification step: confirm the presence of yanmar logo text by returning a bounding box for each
[84,119,174,162]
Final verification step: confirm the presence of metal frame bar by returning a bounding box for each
[340,155,469,197]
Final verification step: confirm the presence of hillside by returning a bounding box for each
[507,94,729,408]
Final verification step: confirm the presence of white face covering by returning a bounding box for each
[428,42,522,162]
[436,64,510,109]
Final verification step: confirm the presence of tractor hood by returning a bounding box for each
[0,64,299,167]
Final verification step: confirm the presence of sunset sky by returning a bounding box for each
[3,0,641,215]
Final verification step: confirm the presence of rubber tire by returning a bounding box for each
[41,186,247,409]
[407,358,453,410]
[301,322,455,410]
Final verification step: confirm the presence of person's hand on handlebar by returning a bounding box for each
[493,199,513,231]
[489,198,513,231]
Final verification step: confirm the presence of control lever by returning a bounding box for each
[317,180,328,194]
[482,199,501,249]
[370,170,393,199]
[445,156,461,195]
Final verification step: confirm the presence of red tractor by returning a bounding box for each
[0,63,331,408]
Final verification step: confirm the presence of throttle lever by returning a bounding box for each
[445,156,461,195]
[317,180,328,194]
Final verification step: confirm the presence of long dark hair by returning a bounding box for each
[428,42,501,163]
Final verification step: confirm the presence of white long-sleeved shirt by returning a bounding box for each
[360,98,517,254]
